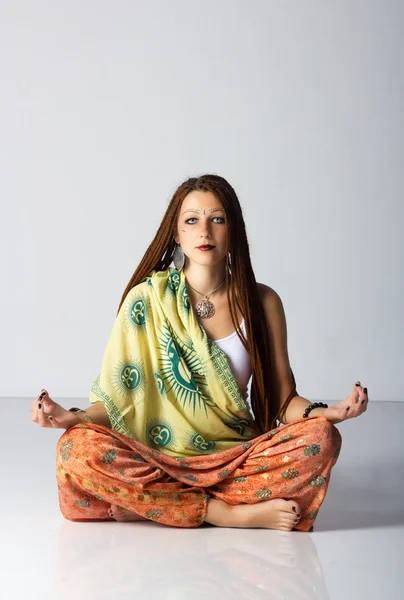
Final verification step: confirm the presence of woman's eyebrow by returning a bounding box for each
[182,208,224,215]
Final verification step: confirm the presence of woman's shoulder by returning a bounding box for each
[119,280,152,311]
[256,282,285,317]
[120,268,174,307]
[256,281,278,301]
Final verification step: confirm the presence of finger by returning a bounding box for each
[360,387,369,406]
[41,396,55,421]
[354,381,363,403]
[350,386,368,417]
[47,415,58,427]
[37,401,50,427]
[346,392,362,417]
[31,390,46,411]
[42,395,61,427]
[42,400,56,421]
[31,402,39,422]
[31,391,46,422]
[36,401,45,427]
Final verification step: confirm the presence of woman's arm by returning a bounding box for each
[71,401,111,428]
[258,283,326,425]
[281,395,326,424]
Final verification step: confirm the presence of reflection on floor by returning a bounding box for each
[1,399,402,599]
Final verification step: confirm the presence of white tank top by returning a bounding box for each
[212,318,253,414]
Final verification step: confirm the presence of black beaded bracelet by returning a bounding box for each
[303,402,328,418]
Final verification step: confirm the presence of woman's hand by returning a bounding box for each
[322,381,368,425]
[31,389,79,430]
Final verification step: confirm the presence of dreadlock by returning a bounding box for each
[117,174,297,432]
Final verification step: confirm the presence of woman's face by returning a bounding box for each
[174,190,228,267]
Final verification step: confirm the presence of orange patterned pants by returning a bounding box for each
[56,415,342,531]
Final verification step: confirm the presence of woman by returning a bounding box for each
[31,174,368,532]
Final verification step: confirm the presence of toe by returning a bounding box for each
[290,501,301,515]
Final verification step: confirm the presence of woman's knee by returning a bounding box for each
[304,416,342,454]
[56,425,92,464]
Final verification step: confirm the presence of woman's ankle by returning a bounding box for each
[205,498,252,528]
[205,498,237,527]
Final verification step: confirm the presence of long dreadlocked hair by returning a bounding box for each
[117,174,298,432]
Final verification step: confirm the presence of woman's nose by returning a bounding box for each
[199,223,212,236]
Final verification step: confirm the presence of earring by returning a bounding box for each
[173,244,185,270]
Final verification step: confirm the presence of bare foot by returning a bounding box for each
[206,497,302,530]
[108,505,147,522]
[235,498,301,531]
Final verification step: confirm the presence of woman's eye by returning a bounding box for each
[185,217,225,224]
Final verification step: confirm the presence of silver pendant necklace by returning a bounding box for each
[186,277,226,319]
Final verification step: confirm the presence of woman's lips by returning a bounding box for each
[197,246,215,251]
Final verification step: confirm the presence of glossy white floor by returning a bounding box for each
[2,399,402,599]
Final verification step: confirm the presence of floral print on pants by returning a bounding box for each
[56,415,342,531]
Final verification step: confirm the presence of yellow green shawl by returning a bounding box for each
[89,267,260,457]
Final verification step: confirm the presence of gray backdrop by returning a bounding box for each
[2,0,402,403]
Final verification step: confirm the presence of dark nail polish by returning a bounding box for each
[355,383,360,386]
[361,400,365,404]
[346,407,349,411]
[364,388,367,393]
[292,506,296,512]
[38,403,42,409]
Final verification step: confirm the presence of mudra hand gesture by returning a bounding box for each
[322,381,368,425]
[31,389,78,430]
